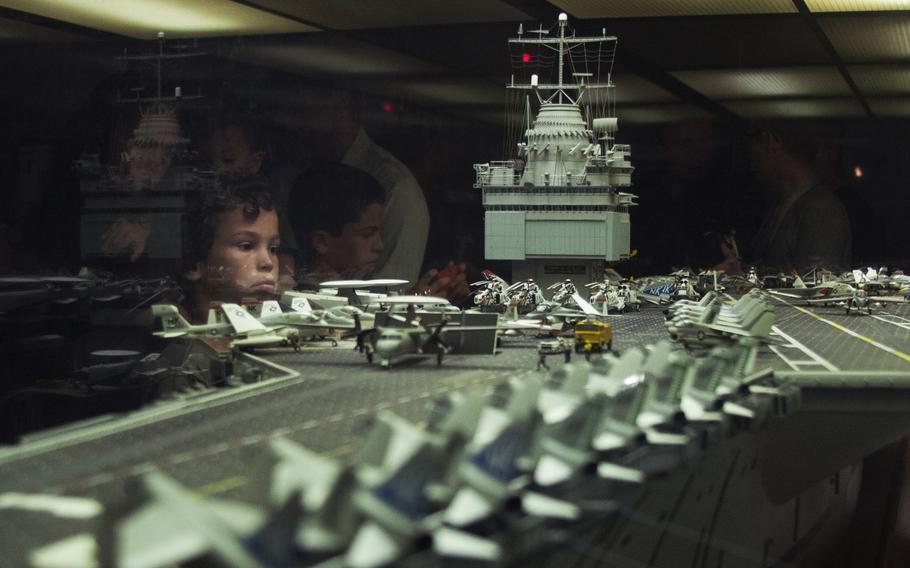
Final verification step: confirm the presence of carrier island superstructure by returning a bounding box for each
[474,13,635,288]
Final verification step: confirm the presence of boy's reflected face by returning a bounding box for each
[193,204,280,303]
[319,203,384,279]
[207,127,263,175]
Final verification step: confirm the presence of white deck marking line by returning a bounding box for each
[871,314,910,332]
[767,345,828,371]
[771,325,839,372]
[769,295,910,365]
[768,345,801,371]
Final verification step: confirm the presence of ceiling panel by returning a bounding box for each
[360,79,503,107]
[820,15,910,61]
[612,75,678,103]
[548,0,795,18]
[0,16,85,42]
[849,65,910,95]
[247,0,531,30]
[614,103,711,123]
[672,67,851,98]
[604,17,831,72]
[0,0,314,39]
[721,98,865,118]
[227,36,447,76]
[806,0,910,12]
[868,98,910,117]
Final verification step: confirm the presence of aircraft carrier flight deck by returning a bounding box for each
[2,295,909,566]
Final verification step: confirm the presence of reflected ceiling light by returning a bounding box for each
[806,0,910,12]
[848,65,910,95]
[822,17,910,62]
[721,98,864,118]
[548,0,795,18]
[672,67,850,98]
[0,0,313,39]
[854,166,863,178]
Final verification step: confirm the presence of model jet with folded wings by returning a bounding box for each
[151,303,299,350]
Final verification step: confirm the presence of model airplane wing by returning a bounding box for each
[571,293,600,316]
[870,295,909,304]
[117,472,267,568]
[221,303,269,335]
[766,289,809,299]
[802,294,851,304]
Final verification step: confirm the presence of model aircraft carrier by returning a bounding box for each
[1,294,909,567]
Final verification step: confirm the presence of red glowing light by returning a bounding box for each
[522,53,532,63]
[381,102,394,113]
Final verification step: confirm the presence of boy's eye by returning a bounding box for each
[237,242,254,251]
[269,245,279,255]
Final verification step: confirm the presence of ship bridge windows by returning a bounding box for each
[481,186,615,194]
[485,204,627,212]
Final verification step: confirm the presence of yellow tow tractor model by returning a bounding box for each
[574,319,613,353]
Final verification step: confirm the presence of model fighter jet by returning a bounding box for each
[251,300,360,346]
[151,303,300,350]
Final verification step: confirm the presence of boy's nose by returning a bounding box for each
[258,248,275,271]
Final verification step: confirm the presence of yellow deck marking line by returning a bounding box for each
[767,294,910,365]
[193,475,247,499]
[319,443,353,460]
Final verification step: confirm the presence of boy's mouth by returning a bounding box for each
[250,280,276,293]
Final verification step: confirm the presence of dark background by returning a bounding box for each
[1,0,908,278]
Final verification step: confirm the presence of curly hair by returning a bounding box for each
[183,173,276,269]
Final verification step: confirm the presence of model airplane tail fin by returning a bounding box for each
[151,304,191,337]
[260,300,283,318]
[289,295,313,314]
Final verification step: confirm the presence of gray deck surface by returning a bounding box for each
[2,297,909,565]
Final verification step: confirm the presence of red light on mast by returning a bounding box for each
[522,53,532,63]
[381,102,393,113]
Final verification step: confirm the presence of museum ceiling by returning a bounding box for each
[0,0,908,124]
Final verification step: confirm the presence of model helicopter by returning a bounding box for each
[586,278,641,314]
[505,278,546,310]
[470,270,510,310]
[547,279,578,304]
